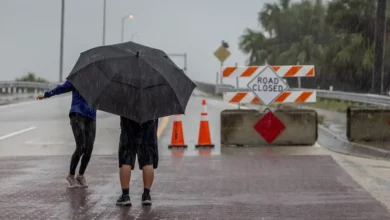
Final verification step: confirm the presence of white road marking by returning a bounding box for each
[24,138,41,144]
[0,126,37,141]
[25,140,66,145]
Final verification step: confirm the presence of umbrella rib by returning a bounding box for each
[140,58,184,111]
[95,62,112,79]
[90,63,117,108]
[144,59,187,113]
[70,54,135,75]
[140,58,173,86]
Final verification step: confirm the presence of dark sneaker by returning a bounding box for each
[66,175,80,188]
[76,175,88,188]
[116,194,131,206]
[142,193,152,206]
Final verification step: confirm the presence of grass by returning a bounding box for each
[302,98,350,111]
[300,98,372,112]
[257,98,356,112]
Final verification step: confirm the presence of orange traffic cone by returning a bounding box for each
[195,99,214,148]
[168,114,188,149]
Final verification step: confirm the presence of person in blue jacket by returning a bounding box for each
[37,80,97,188]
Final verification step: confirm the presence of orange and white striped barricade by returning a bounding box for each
[223,91,316,104]
[221,65,316,105]
[222,65,315,78]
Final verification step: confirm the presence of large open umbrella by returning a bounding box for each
[66,41,196,124]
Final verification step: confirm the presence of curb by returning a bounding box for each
[318,124,390,160]
[278,103,390,160]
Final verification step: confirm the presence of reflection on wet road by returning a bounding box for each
[0,91,390,219]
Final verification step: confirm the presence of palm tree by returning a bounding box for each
[258,0,291,38]
[239,28,269,65]
[16,72,48,83]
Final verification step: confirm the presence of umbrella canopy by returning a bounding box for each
[66,41,196,124]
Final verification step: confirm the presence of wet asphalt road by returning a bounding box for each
[0,91,390,219]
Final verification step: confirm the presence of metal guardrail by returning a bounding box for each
[315,89,390,106]
[1,80,390,106]
[196,81,390,106]
[0,81,59,90]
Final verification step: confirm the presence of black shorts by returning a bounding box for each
[118,117,159,170]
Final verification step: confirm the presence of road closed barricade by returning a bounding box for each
[219,64,318,146]
[347,106,390,141]
[222,65,316,105]
[220,109,318,146]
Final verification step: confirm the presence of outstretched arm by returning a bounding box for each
[37,80,73,100]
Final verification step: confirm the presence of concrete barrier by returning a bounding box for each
[221,109,318,146]
[347,106,390,141]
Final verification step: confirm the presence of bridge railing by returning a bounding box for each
[0,81,60,96]
[194,81,390,106]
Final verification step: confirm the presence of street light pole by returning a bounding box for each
[102,0,106,45]
[59,0,65,82]
[184,53,187,72]
[121,17,125,43]
[121,14,133,43]
[371,0,387,94]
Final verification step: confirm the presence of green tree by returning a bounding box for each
[16,72,48,83]
[239,0,390,92]
[238,28,269,64]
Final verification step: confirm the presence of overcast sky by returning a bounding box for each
[0,0,287,84]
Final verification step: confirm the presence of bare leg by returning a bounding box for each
[116,165,132,206]
[116,117,136,206]
[141,165,154,206]
[120,165,132,189]
[142,165,154,189]
[139,119,158,206]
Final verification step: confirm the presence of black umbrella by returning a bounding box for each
[66,41,197,124]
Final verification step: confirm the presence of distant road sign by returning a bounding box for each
[247,65,289,106]
[214,45,231,63]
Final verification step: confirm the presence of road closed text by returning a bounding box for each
[250,77,285,92]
